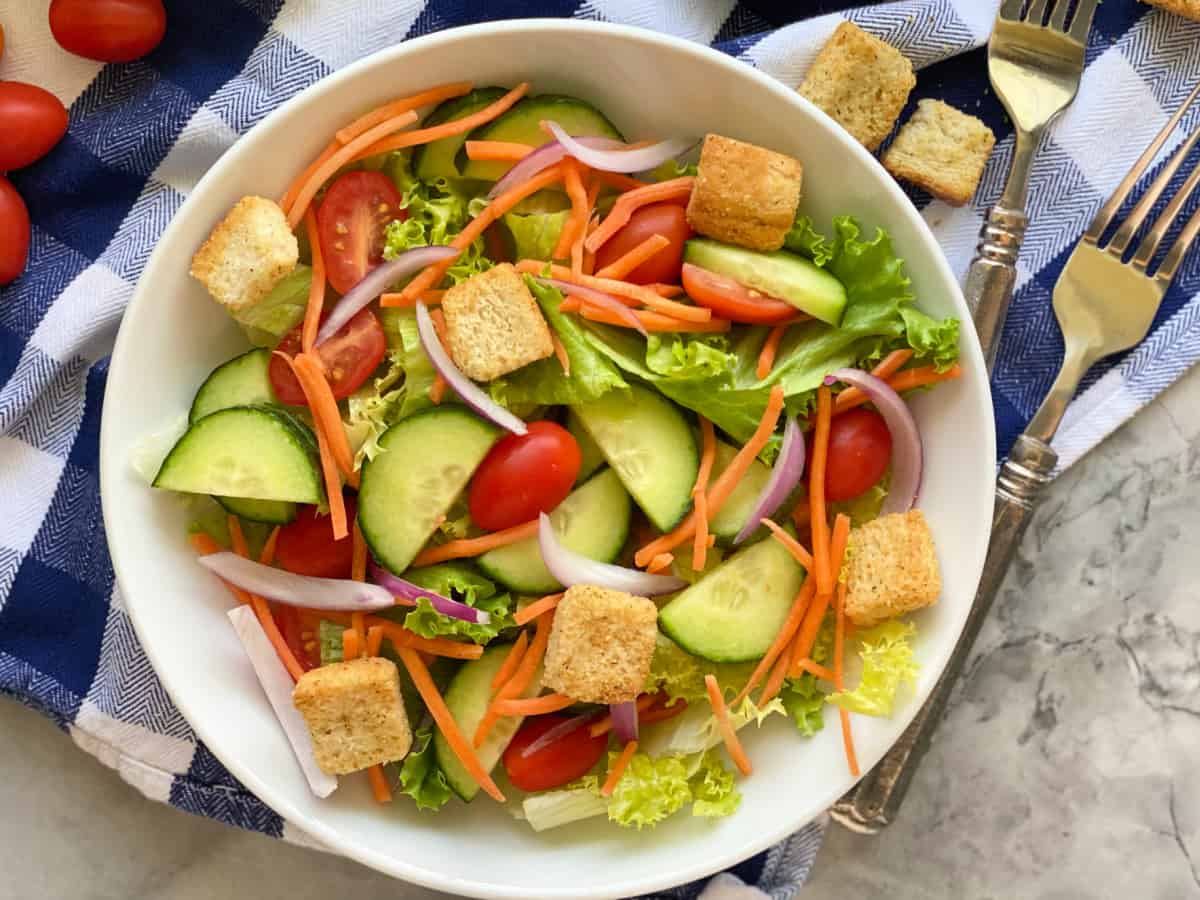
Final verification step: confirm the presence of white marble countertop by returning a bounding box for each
[3,367,1198,900]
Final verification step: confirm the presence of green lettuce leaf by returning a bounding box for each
[233,265,311,347]
[690,750,741,818]
[379,307,439,419]
[391,563,514,645]
[317,620,345,667]
[830,471,890,528]
[396,725,454,811]
[826,620,919,717]
[344,349,406,467]
[643,634,755,706]
[504,209,571,261]
[605,753,693,829]
[779,673,826,737]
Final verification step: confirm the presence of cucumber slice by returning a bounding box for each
[215,495,297,525]
[567,409,605,484]
[357,408,499,574]
[189,349,277,423]
[658,534,806,662]
[153,407,322,503]
[708,439,773,543]
[476,468,630,594]
[413,87,507,182]
[684,238,848,326]
[435,643,542,801]
[572,384,698,532]
[460,94,624,182]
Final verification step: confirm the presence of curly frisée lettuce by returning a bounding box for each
[384,563,514,644]
[396,725,454,811]
[826,620,919,717]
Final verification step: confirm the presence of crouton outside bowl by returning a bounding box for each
[100,19,995,900]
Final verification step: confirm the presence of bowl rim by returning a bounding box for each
[101,17,995,898]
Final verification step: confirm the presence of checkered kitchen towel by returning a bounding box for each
[2,0,1198,896]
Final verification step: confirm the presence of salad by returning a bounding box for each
[148,80,963,831]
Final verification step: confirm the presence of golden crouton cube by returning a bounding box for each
[543,584,659,704]
[441,263,555,382]
[844,510,941,628]
[292,657,412,775]
[1141,0,1200,21]
[798,21,916,151]
[883,99,996,206]
[685,134,804,252]
[190,196,298,313]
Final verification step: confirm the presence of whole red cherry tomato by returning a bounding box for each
[468,422,582,531]
[593,202,691,285]
[49,0,167,63]
[0,82,69,171]
[0,177,31,285]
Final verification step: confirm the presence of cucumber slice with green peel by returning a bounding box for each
[684,238,848,326]
[567,409,605,484]
[189,349,277,423]
[215,495,297,525]
[658,534,806,662]
[413,87,507,182]
[476,468,631,594]
[357,408,499,575]
[435,643,542,801]
[153,407,322,503]
[572,384,698,532]
[459,94,624,182]
[708,439,774,543]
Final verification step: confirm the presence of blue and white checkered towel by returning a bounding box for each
[2,1,1197,896]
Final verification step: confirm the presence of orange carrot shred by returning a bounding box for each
[280,139,338,213]
[378,289,446,308]
[789,513,851,678]
[554,159,589,262]
[367,764,393,803]
[492,692,576,717]
[590,171,648,193]
[594,233,670,281]
[411,519,538,567]
[464,140,534,162]
[428,309,449,404]
[585,177,695,254]
[761,519,814,571]
[758,644,792,705]
[810,386,833,596]
[601,741,640,797]
[832,364,962,416]
[835,578,860,776]
[649,283,684,297]
[691,416,716,571]
[646,552,674,574]
[513,592,562,626]
[568,302,730,333]
[871,348,914,381]
[551,334,570,375]
[705,675,752,776]
[476,612,552,747]
[342,627,361,661]
[756,323,789,380]
[287,352,355,478]
[365,625,384,658]
[797,658,836,682]
[259,526,281,566]
[732,578,815,707]
[490,631,530,692]
[589,693,659,737]
[513,262,711,322]
[300,208,325,355]
[335,81,473,145]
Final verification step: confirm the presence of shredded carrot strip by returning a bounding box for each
[334,81,473,146]
[832,364,963,416]
[756,323,789,380]
[320,611,485,659]
[351,83,529,163]
[835,578,860,776]
[691,417,716,571]
[591,171,648,193]
[489,632,529,692]
[589,693,659,737]
[514,261,710,322]
[280,140,338,213]
[291,353,355,478]
[551,334,570,375]
[429,308,449,404]
[758,644,793,705]
[761,519,814,571]
[464,139,534,162]
[286,109,419,228]
[788,514,851,677]
[397,646,505,802]
[411,519,538,567]
[476,612,552,747]
[342,627,361,661]
[378,289,446,307]
[493,692,576,717]
[646,552,674,574]
[260,527,280,566]
[579,183,602,276]
[732,578,815,707]
[351,521,368,645]
[640,701,688,725]
[513,592,562,626]
[797,658,835,682]
[601,741,639,797]
[366,764,393,803]
[385,163,564,306]
[585,177,695,254]
[554,159,589,263]
[635,386,785,567]
[810,386,833,596]
[365,625,384,658]
[594,233,670,281]
[705,675,751,776]
[650,283,684,297]
[300,209,325,355]
[571,302,731,333]
[872,348,915,381]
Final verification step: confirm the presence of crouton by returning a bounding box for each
[843,510,941,628]
[543,584,658,704]
[1141,0,1200,21]
[292,657,412,775]
[798,21,916,152]
[190,196,298,313]
[440,263,555,382]
[685,134,804,252]
[883,99,996,206]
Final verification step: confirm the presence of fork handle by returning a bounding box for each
[964,205,1027,374]
[829,434,1057,833]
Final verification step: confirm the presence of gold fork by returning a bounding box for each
[966,0,1099,371]
[833,81,1200,834]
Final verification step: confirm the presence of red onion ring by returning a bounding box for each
[199,552,394,611]
[609,700,639,743]
[544,121,695,175]
[537,277,647,336]
[486,135,629,200]
[369,562,489,625]
[734,415,805,544]
[537,513,686,595]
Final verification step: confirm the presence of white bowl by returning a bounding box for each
[100,19,995,900]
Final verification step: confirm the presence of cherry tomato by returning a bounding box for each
[593,202,691,285]
[316,171,405,295]
[49,0,166,63]
[813,409,893,502]
[268,307,387,406]
[0,177,31,285]
[502,714,608,792]
[468,422,581,531]
[0,82,69,172]
[681,263,799,324]
[275,499,357,579]
[273,605,317,672]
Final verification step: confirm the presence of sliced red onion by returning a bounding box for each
[825,368,923,514]
[315,245,460,346]
[369,561,489,625]
[537,277,647,336]
[199,552,393,612]
[610,701,638,743]
[545,122,694,175]
[734,415,806,544]
[520,710,598,759]
[415,301,527,436]
[538,513,686,596]
[227,605,337,798]
[487,135,628,199]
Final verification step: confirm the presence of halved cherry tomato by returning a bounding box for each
[809,409,892,502]
[273,605,317,672]
[593,202,691,285]
[275,498,357,579]
[0,177,31,285]
[49,0,166,63]
[468,421,581,532]
[316,171,405,295]
[503,714,608,792]
[0,82,69,172]
[268,307,387,406]
[681,263,799,324]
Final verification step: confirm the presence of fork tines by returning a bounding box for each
[1083,82,1200,284]
[1000,0,1099,41]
